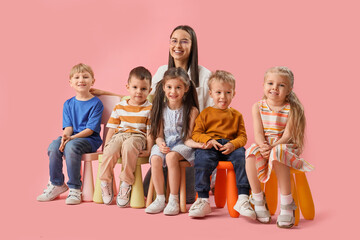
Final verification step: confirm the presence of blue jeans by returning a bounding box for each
[194,139,250,198]
[48,136,92,189]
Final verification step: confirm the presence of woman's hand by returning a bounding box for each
[89,88,104,96]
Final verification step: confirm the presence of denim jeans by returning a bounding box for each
[48,136,92,189]
[194,139,250,198]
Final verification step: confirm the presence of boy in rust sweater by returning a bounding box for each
[188,70,254,219]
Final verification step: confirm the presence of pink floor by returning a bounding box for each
[4,162,338,240]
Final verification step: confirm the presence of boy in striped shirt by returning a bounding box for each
[99,66,153,207]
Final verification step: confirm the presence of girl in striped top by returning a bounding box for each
[245,66,313,228]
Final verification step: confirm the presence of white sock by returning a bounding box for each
[156,194,165,203]
[252,192,268,222]
[280,194,293,217]
[169,194,179,202]
[121,181,130,188]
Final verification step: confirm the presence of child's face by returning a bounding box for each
[209,80,235,109]
[263,73,292,102]
[69,71,95,94]
[169,29,192,63]
[126,77,151,105]
[163,78,188,105]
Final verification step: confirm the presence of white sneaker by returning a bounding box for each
[116,185,132,208]
[37,182,69,202]
[188,198,211,218]
[145,198,166,214]
[233,195,256,220]
[163,199,179,216]
[65,189,82,205]
[101,181,114,205]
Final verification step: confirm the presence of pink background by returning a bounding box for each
[1,0,358,239]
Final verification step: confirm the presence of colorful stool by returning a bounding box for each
[214,161,239,218]
[146,160,191,213]
[93,154,149,208]
[264,169,315,226]
[81,152,101,201]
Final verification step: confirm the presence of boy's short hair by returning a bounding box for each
[69,63,94,79]
[208,70,236,90]
[128,66,152,86]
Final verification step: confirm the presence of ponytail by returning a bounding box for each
[287,91,306,153]
[181,80,199,141]
[149,79,166,140]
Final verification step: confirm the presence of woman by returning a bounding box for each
[92,25,213,203]
[145,25,213,204]
[150,25,212,112]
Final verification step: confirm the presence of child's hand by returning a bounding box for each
[184,139,206,149]
[198,142,208,149]
[192,141,207,149]
[259,141,271,159]
[219,142,235,155]
[139,149,151,157]
[205,139,223,150]
[59,134,72,152]
[159,142,170,154]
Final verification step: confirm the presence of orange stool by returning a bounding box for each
[263,169,315,226]
[214,161,239,218]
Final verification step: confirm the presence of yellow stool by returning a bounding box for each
[93,154,149,208]
[263,169,315,226]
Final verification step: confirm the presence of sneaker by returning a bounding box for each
[163,199,179,216]
[101,181,114,205]
[233,195,256,220]
[145,198,166,214]
[116,185,132,207]
[188,198,211,218]
[37,182,69,202]
[65,189,82,205]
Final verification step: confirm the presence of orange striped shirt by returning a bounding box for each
[107,99,152,135]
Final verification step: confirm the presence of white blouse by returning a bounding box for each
[150,65,213,112]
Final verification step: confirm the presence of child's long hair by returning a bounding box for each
[168,25,199,87]
[264,66,306,153]
[150,67,199,142]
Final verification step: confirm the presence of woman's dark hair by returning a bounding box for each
[168,25,199,87]
[150,67,199,142]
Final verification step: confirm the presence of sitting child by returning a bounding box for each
[189,70,254,219]
[37,63,104,205]
[98,66,153,207]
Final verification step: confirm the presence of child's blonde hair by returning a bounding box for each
[264,66,306,153]
[69,63,94,79]
[208,70,236,90]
